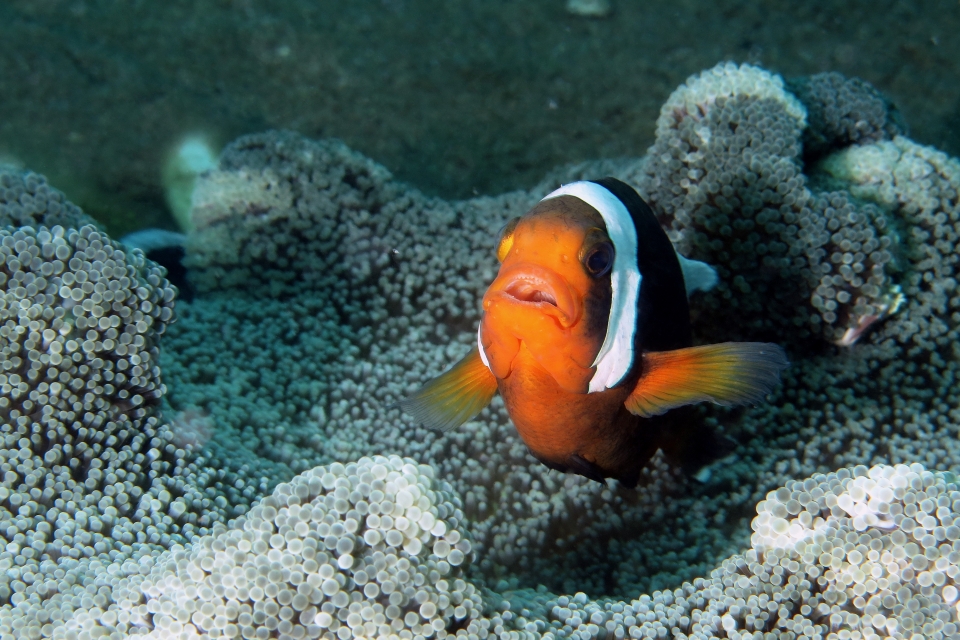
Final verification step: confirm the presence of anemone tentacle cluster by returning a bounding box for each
[52,456,481,640]
[788,71,905,159]
[0,169,98,230]
[640,62,905,345]
[2,62,960,640]
[0,221,187,604]
[820,136,960,355]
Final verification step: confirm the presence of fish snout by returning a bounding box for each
[483,263,582,328]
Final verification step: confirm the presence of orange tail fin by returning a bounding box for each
[398,347,498,431]
[625,342,788,418]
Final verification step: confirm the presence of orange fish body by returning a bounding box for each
[497,346,654,484]
[401,178,787,487]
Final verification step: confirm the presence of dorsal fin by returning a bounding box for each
[676,254,718,296]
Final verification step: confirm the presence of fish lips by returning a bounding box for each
[482,263,582,328]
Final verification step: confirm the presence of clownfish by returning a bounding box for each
[400,178,788,487]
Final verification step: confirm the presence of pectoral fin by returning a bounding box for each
[398,347,498,431]
[624,342,788,418]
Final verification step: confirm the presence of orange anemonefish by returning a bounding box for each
[400,178,788,487]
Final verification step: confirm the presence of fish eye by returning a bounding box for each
[496,217,520,262]
[582,241,614,277]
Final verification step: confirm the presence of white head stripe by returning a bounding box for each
[541,182,641,392]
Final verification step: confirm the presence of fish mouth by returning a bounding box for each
[503,280,559,307]
[484,263,581,328]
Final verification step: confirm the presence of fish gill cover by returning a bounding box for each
[1,62,960,639]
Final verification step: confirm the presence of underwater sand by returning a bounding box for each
[0,0,958,236]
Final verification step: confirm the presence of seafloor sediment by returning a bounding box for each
[2,62,960,639]
[2,0,958,237]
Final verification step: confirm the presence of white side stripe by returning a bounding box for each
[477,330,490,368]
